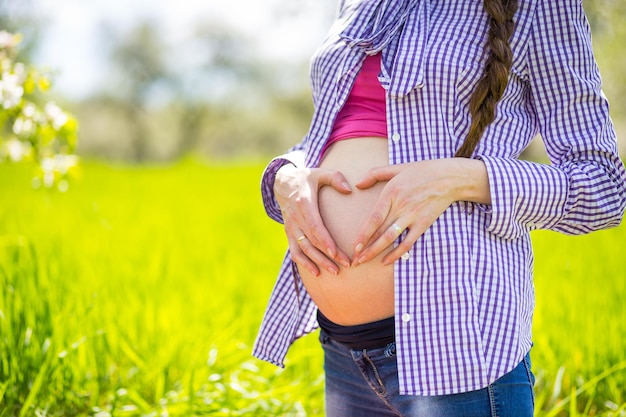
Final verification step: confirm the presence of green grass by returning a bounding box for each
[532,226,626,416]
[0,160,624,416]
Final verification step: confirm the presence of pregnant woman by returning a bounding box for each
[254,1,626,416]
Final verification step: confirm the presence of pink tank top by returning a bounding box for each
[321,53,388,157]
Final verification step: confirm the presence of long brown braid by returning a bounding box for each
[455,0,519,158]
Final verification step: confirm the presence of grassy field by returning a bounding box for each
[0,160,624,416]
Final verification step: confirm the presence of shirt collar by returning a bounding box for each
[339,0,420,55]
[339,0,429,97]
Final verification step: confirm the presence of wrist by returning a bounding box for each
[453,158,492,205]
[274,162,298,193]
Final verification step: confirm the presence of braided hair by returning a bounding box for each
[455,0,519,158]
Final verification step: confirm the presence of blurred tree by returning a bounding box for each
[101,20,170,162]
[93,17,280,161]
[169,21,266,158]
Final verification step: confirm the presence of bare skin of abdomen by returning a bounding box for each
[297,137,394,326]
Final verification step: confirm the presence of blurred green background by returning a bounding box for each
[1,0,625,416]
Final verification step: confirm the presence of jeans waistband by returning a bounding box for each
[317,309,395,350]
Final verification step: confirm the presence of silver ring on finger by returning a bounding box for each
[390,223,403,236]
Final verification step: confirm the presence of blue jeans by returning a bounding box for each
[320,330,535,417]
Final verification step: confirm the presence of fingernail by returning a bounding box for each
[328,266,339,275]
[327,247,336,258]
[339,259,350,268]
[354,243,363,253]
[342,181,352,190]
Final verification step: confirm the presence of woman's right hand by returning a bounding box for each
[274,164,352,276]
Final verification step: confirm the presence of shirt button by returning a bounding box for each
[401,252,410,261]
[401,313,411,323]
[391,132,401,142]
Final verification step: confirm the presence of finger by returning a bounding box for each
[381,226,421,265]
[352,195,393,256]
[294,235,340,275]
[295,205,350,268]
[289,185,350,267]
[288,242,320,277]
[353,221,405,266]
[278,167,351,268]
[355,165,400,190]
[381,209,441,265]
[358,221,389,249]
[318,170,353,194]
[285,186,336,255]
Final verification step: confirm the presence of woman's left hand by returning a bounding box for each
[351,158,491,266]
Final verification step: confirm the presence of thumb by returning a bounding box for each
[318,169,352,194]
[355,165,399,189]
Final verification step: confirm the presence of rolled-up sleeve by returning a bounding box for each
[260,147,306,224]
[480,0,626,239]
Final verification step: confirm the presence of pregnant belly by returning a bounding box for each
[297,137,394,325]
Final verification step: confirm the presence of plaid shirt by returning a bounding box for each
[253,0,626,395]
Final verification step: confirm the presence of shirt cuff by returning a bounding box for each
[261,151,305,223]
[477,155,569,239]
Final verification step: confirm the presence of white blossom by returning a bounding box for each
[44,101,69,129]
[43,169,55,188]
[0,31,19,48]
[54,154,79,174]
[0,58,9,74]
[58,179,69,192]
[12,62,26,83]
[0,72,24,109]
[41,155,79,179]
[23,103,36,117]
[1,31,79,188]
[4,138,31,162]
[13,117,35,136]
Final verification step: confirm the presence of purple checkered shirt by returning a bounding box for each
[253,0,626,395]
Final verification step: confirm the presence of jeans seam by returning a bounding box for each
[487,384,498,417]
[522,355,536,408]
[362,352,387,396]
[354,351,402,417]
